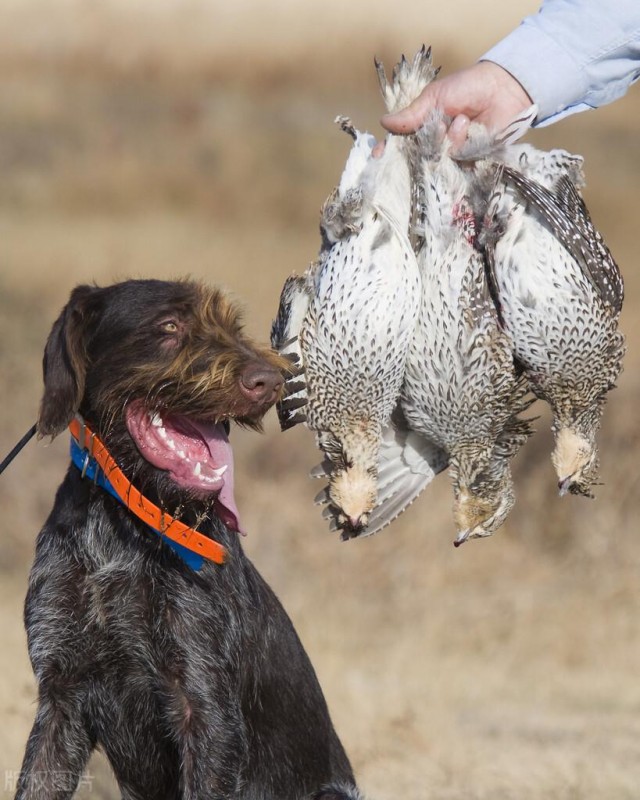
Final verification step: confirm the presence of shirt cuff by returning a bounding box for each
[481,19,593,127]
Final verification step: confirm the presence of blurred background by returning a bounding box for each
[1,1,640,798]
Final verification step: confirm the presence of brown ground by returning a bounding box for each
[1,3,640,799]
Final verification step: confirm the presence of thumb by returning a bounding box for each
[380,91,435,134]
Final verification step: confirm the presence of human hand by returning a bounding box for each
[380,61,533,150]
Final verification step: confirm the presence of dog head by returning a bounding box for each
[37,279,287,528]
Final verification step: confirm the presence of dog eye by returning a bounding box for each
[159,320,179,334]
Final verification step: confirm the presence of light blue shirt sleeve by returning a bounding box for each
[480,0,640,127]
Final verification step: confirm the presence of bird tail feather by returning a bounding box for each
[375,45,439,114]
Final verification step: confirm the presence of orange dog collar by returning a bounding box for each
[69,415,227,566]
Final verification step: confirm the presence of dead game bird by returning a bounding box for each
[485,151,625,497]
[400,112,536,545]
[272,48,439,537]
[312,405,450,539]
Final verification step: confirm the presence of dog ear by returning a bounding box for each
[37,285,102,438]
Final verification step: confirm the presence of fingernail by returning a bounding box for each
[448,114,470,151]
[449,114,469,135]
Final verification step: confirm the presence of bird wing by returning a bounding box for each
[312,407,448,536]
[365,413,449,535]
[271,274,310,431]
[483,235,504,329]
[494,105,539,146]
[502,166,624,314]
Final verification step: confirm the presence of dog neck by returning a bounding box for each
[68,415,227,570]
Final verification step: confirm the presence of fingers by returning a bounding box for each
[447,114,471,152]
[378,61,533,151]
[378,110,470,153]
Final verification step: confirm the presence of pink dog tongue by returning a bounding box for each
[125,403,245,534]
[214,481,242,534]
[189,420,243,534]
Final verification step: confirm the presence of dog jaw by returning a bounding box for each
[125,401,241,531]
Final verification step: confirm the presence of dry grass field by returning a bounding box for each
[1,2,640,798]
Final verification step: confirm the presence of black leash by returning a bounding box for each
[0,423,37,476]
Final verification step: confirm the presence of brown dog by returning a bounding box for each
[16,279,361,800]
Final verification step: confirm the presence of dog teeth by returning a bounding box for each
[150,413,163,427]
[192,463,228,482]
[158,427,168,440]
[177,450,186,459]
[167,439,176,451]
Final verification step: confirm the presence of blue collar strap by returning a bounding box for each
[70,436,205,571]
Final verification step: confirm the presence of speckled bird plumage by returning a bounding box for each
[272,46,625,546]
[485,147,625,497]
[400,115,535,545]
[272,48,438,536]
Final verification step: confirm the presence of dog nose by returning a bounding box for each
[239,364,283,405]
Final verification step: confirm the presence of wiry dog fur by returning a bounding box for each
[17,279,360,800]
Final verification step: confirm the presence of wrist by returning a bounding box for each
[477,60,533,112]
